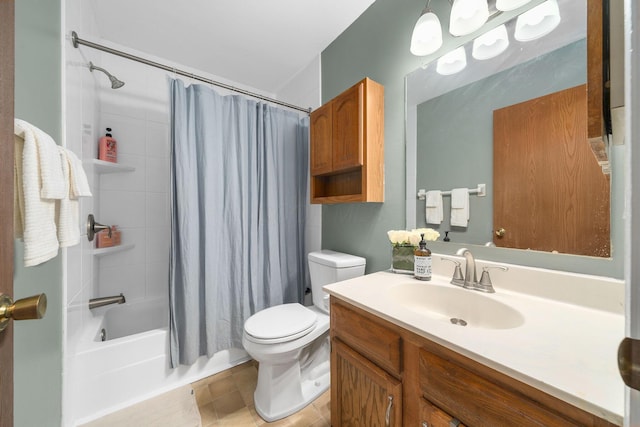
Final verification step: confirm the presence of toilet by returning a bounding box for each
[242,250,366,422]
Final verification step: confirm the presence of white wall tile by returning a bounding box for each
[146,156,170,193]
[146,192,170,229]
[146,262,169,299]
[98,263,146,302]
[146,229,170,265]
[145,121,170,158]
[98,114,146,156]
[98,228,146,268]
[99,190,146,228]
[100,154,146,192]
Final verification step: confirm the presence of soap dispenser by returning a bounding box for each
[414,233,432,281]
[98,127,117,163]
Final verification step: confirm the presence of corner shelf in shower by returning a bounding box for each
[90,159,136,174]
[92,244,135,257]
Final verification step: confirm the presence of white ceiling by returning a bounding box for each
[89,0,375,94]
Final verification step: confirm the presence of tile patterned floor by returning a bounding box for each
[192,361,331,426]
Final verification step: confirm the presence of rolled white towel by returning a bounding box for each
[450,188,469,228]
[425,190,443,225]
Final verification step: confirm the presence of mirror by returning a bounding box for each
[406,0,615,260]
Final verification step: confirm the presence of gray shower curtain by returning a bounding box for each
[168,79,309,368]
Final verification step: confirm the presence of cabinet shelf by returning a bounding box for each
[92,244,135,257]
[89,159,135,174]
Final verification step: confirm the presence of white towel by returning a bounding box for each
[14,120,60,266]
[56,147,80,247]
[450,188,469,228]
[65,148,92,199]
[425,190,443,224]
[14,119,66,200]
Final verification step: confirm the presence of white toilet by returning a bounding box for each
[242,250,366,422]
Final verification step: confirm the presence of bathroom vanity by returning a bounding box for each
[325,264,624,426]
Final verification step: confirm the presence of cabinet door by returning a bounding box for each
[332,82,364,173]
[332,338,402,427]
[420,398,467,427]
[310,102,333,176]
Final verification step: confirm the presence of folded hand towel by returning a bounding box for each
[425,190,443,224]
[15,118,66,200]
[56,147,81,247]
[14,119,60,266]
[450,188,469,228]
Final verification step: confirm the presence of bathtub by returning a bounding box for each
[70,298,250,426]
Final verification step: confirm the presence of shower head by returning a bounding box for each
[89,61,125,89]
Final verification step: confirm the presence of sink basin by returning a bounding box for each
[387,282,525,329]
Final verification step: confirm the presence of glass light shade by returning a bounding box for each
[410,10,443,56]
[449,0,489,37]
[495,0,532,11]
[472,24,509,60]
[436,46,467,75]
[514,0,561,42]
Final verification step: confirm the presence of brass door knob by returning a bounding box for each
[495,228,506,238]
[0,293,47,332]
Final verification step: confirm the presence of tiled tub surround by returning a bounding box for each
[324,255,625,425]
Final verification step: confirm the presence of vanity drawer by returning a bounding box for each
[419,348,583,427]
[420,398,467,427]
[330,298,402,376]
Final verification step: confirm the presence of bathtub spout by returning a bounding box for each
[89,293,126,310]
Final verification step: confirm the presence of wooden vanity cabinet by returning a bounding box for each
[329,297,619,427]
[330,299,402,426]
[310,77,384,204]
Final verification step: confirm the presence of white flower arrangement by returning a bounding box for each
[387,228,440,247]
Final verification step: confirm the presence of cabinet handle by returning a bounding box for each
[385,395,393,427]
[422,422,429,427]
[450,419,461,427]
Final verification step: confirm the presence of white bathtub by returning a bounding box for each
[70,298,250,426]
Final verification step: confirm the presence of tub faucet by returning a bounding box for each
[89,293,125,310]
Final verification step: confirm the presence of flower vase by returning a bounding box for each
[391,244,416,274]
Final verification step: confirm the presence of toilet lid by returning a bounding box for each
[244,303,317,344]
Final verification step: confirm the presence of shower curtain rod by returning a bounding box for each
[71,31,312,114]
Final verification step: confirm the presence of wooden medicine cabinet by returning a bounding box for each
[310,77,384,204]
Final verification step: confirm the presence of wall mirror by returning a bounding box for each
[405,0,622,272]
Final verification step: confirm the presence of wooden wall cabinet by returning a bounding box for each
[310,77,384,204]
[330,297,618,427]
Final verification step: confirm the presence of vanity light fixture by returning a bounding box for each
[410,0,444,56]
[449,0,490,36]
[514,0,561,42]
[495,0,532,12]
[472,24,510,60]
[436,46,467,75]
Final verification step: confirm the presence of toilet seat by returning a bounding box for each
[244,303,317,344]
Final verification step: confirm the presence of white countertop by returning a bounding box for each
[324,268,625,425]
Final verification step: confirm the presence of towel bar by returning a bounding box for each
[417,184,486,200]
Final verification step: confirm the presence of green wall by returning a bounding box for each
[14,0,63,425]
[321,0,623,278]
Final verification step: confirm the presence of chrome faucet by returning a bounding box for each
[452,248,500,293]
[89,293,125,309]
[457,248,479,290]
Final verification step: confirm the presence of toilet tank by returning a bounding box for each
[308,250,366,313]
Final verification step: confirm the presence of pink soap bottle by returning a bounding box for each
[98,128,117,163]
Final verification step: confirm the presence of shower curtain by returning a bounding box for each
[168,79,309,368]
